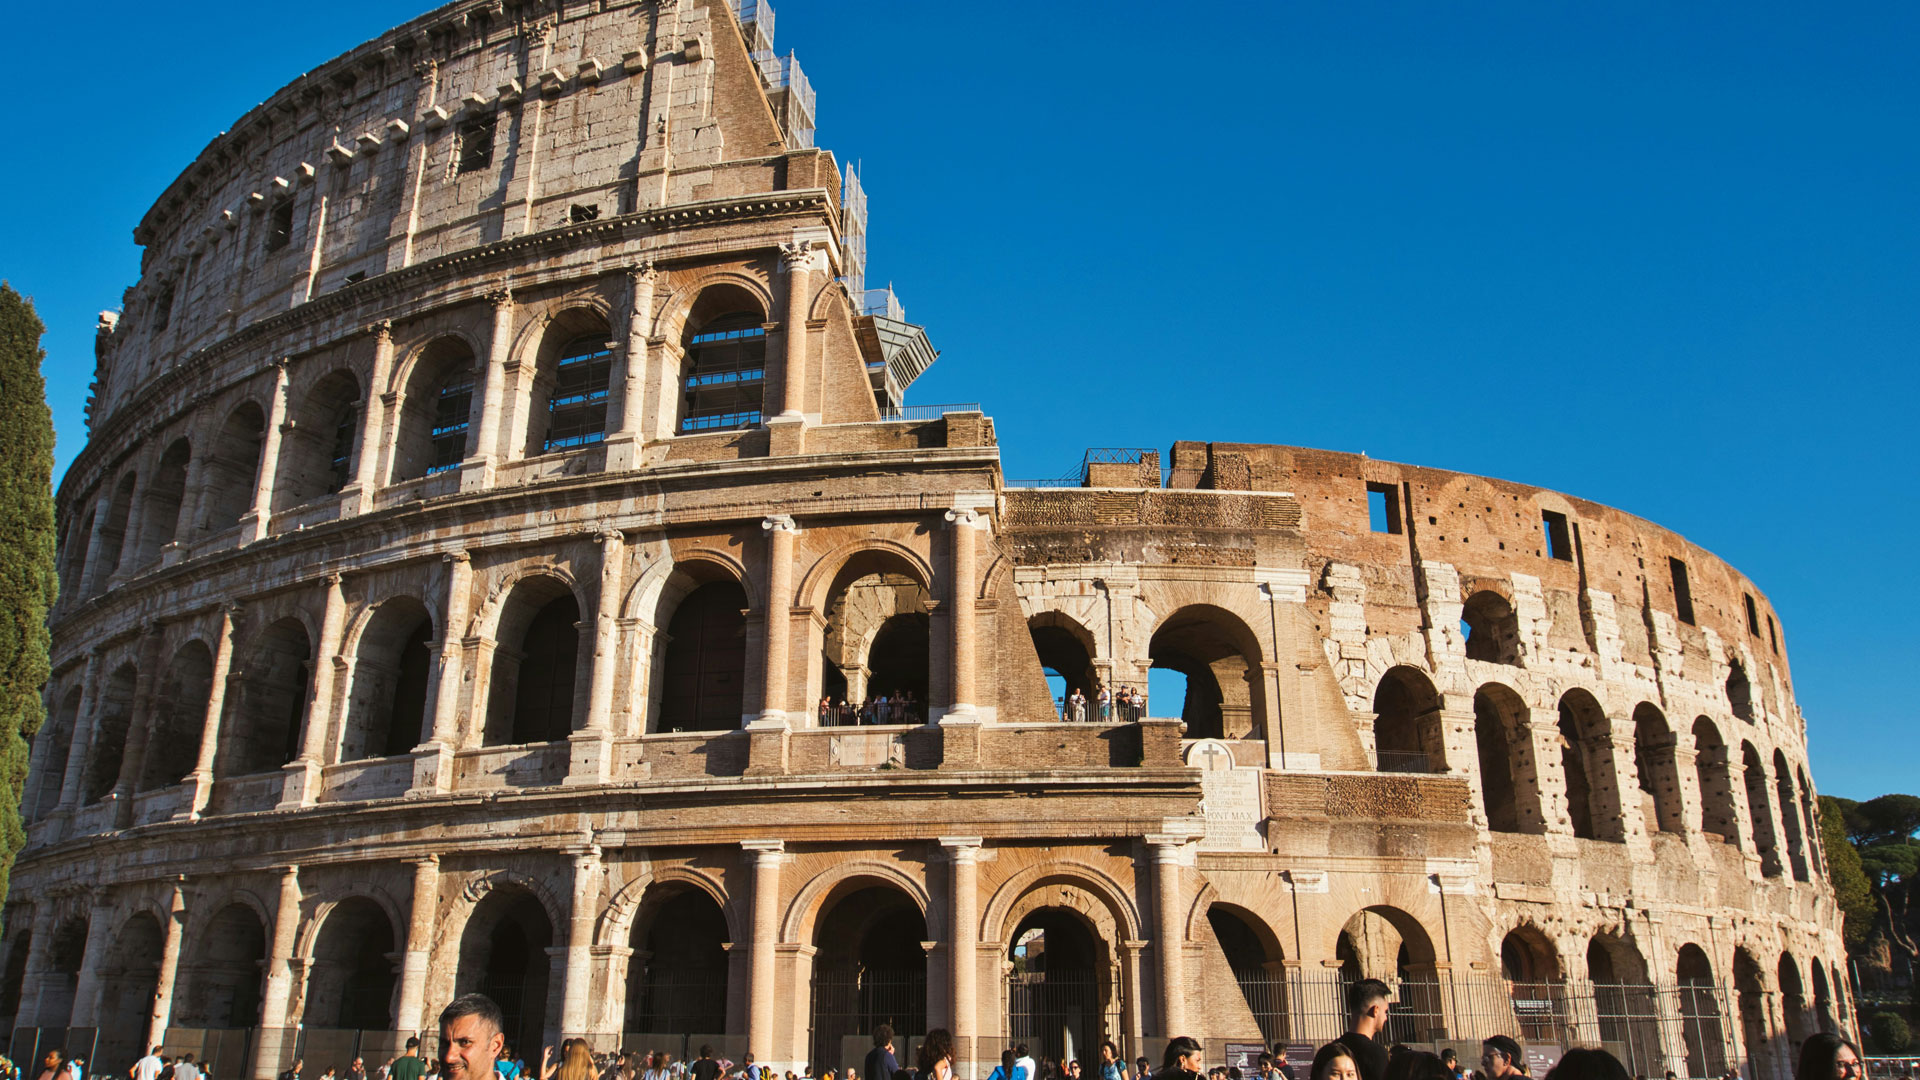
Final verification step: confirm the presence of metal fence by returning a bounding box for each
[1225,971,1737,1076]
[1006,973,1122,1066]
[810,966,926,1075]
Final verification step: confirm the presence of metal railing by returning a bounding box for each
[877,403,980,422]
[1375,751,1434,774]
[810,967,926,1075]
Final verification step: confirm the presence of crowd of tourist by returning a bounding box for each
[817,692,925,726]
[1,982,1866,1080]
[1058,686,1148,723]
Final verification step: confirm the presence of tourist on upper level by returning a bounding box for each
[1098,687,1112,720]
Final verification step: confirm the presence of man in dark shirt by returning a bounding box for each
[1335,979,1392,1080]
[1479,1038,1524,1080]
[689,1048,721,1080]
[864,1026,898,1080]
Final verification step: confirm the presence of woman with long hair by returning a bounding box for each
[1309,1046,1356,1080]
[551,1043,597,1080]
[32,1049,64,1080]
[1152,1039,1204,1080]
[1796,1034,1863,1080]
[917,1031,955,1080]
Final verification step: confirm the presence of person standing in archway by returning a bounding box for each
[1336,979,1392,1080]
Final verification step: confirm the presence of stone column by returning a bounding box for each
[183,604,241,819]
[394,856,439,1035]
[776,245,813,419]
[942,508,985,722]
[241,360,292,543]
[253,866,304,1079]
[17,904,54,1028]
[1147,835,1190,1038]
[570,531,624,784]
[54,649,105,814]
[462,291,515,490]
[67,894,116,1027]
[283,573,347,808]
[347,322,396,513]
[561,846,602,1036]
[147,878,187,1048]
[742,840,785,1065]
[942,838,982,1075]
[74,495,115,600]
[756,516,798,727]
[606,263,656,471]
[111,624,169,816]
[413,551,473,795]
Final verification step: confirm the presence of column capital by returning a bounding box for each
[944,507,989,529]
[939,836,983,861]
[742,839,786,862]
[762,514,801,534]
[406,854,440,870]
[444,549,472,565]
[488,288,514,309]
[779,242,816,271]
[565,843,603,865]
[629,260,658,283]
[370,319,393,341]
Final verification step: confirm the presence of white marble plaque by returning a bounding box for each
[1186,739,1266,851]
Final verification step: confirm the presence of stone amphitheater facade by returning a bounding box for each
[4,2,1848,1080]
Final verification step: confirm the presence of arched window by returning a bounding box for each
[392,338,477,481]
[1474,685,1533,834]
[1147,605,1267,741]
[1743,742,1783,877]
[1589,936,1661,1077]
[820,553,932,726]
[659,581,749,732]
[132,439,191,567]
[204,403,266,531]
[1776,749,1810,881]
[1028,615,1097,720]
[30,688,82,820]
[89,473,138,591]
[343,599,435,760]
[1462,590,1522,665]
[1633,703,1686,834]
[1728,661,1755,722]
[484,578,582,746]
[456,888,554,1055]
[275,371,361,509]
[542,335,613,451]
[303,899,397,1031]
[680,294,767,433]
[176,904,267,1028]
[1558,689,1625,842]
[1692,719,1740,844]
[626,885,730,1037]
[59,508,94,598]
[1373,666,1441,773]
[1799,766,1824,877]
[218,619,313,778]
[1678,945,1730,1079]
[139,642,214,792]
[1208,906,1287,1046]
[82,665,139,804]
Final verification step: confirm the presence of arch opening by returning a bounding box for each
[1500,926,1564,1046]
[625,884,731,1039]
[141,641,214,791]
[1474,685,1534,834]
[95,912,165,1065]
[177,903,267,1028]
[345,598,435,760]
[0,931,31,1032]
[1461,590,1522,666]
[1372,667,1442,774]
[83,664,140,803]
[1677,944,1730,1079]
[91,473,139,590]
[1728,662,1756,723]
[1029,616,1096,721]
[1147,605,1266,741]
[820,553,931,725]
[393,337,477,481]
[1207,905,1287,1048]
[1734,949,1772,1080]
[1692,719,1740,845]
[1335,907,1442,1043]
[276,370,362,510]
[204,403,266,532]
[1007,907,1114,1066]
[37,917,89,1028]
[1775,750,1810,882]
[1588,935,1661,1076]
[808,884,928,1073]
[218,618,312,778]
[456,887,555,1057]
[660,580,749,733]
[1742,742,1783,877]
[1558,689,1624,842]
[133,439,192,567]
[303,898,397,1031]
[31,688,82,820]
[528,312,616,454]
[679,290,768,434]
[484,578,582,746]
[1779,953,1809,1063]
[1633,704,1685,835]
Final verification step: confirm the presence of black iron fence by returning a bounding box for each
[1006,973,1120,1066]
[810,967,926,1075]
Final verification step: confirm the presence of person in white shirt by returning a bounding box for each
[172,1054,202,1080]
[1014,1047,1036,1080]
[132,1049,165,1080]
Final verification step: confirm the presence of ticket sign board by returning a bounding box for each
[1283,1044,1319,1079]
[1524,1044,1563,1076]
[1223,1043,1269,1071]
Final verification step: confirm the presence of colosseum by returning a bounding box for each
[5,2,1848,1080]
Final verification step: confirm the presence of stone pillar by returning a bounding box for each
[241,360,292,543]
[66,894,115,1027]
[942,508,985,721]
[74,495,115,600]
[462,291,515,490]
[111,624,169,816]
[1147,835,1190,1038]
[413,551,473,795]
[147,878,187,1048]
[561,846,602,1036]
[743,840,785,1065]
[17,904,54,1028]
[755,517,798,728]
[942,838,982,1076]
[393,856,439,1035]
[347,322,396,513]
[282,573,347,807]
[54,649,105,814]
[253,866,304,1079]
[776,245,813,419]
[183,604,241,819]
[571,531,624,784]
[606,263,656,471]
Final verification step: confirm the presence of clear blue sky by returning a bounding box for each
[1,2,1913,798]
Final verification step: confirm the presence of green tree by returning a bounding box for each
[0,284,56,914]
[1822,795,1876,948]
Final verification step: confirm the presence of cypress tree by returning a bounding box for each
[0,283,57,913]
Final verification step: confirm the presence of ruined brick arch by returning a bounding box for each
[1473,680,1540,834]
[1146,602,1269,741]
[1371,665,1444,774]
[650,270,776,343]
[433,867,570,960]
[804,272,851,325]
[796,537,936,612]
[1029,608,1100,701]
[1185,883,1287,963]
[1557,686,1627,842]
[980,861,1141,945]
[780,860,937,944]
[979,553,1014,602]
[1497,920,1564,982]
[595,865,740,949]
[1460,586,1523,666]
[1585,928,1654,984]
[468,564,590,642]
[1326,904,1442,979]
